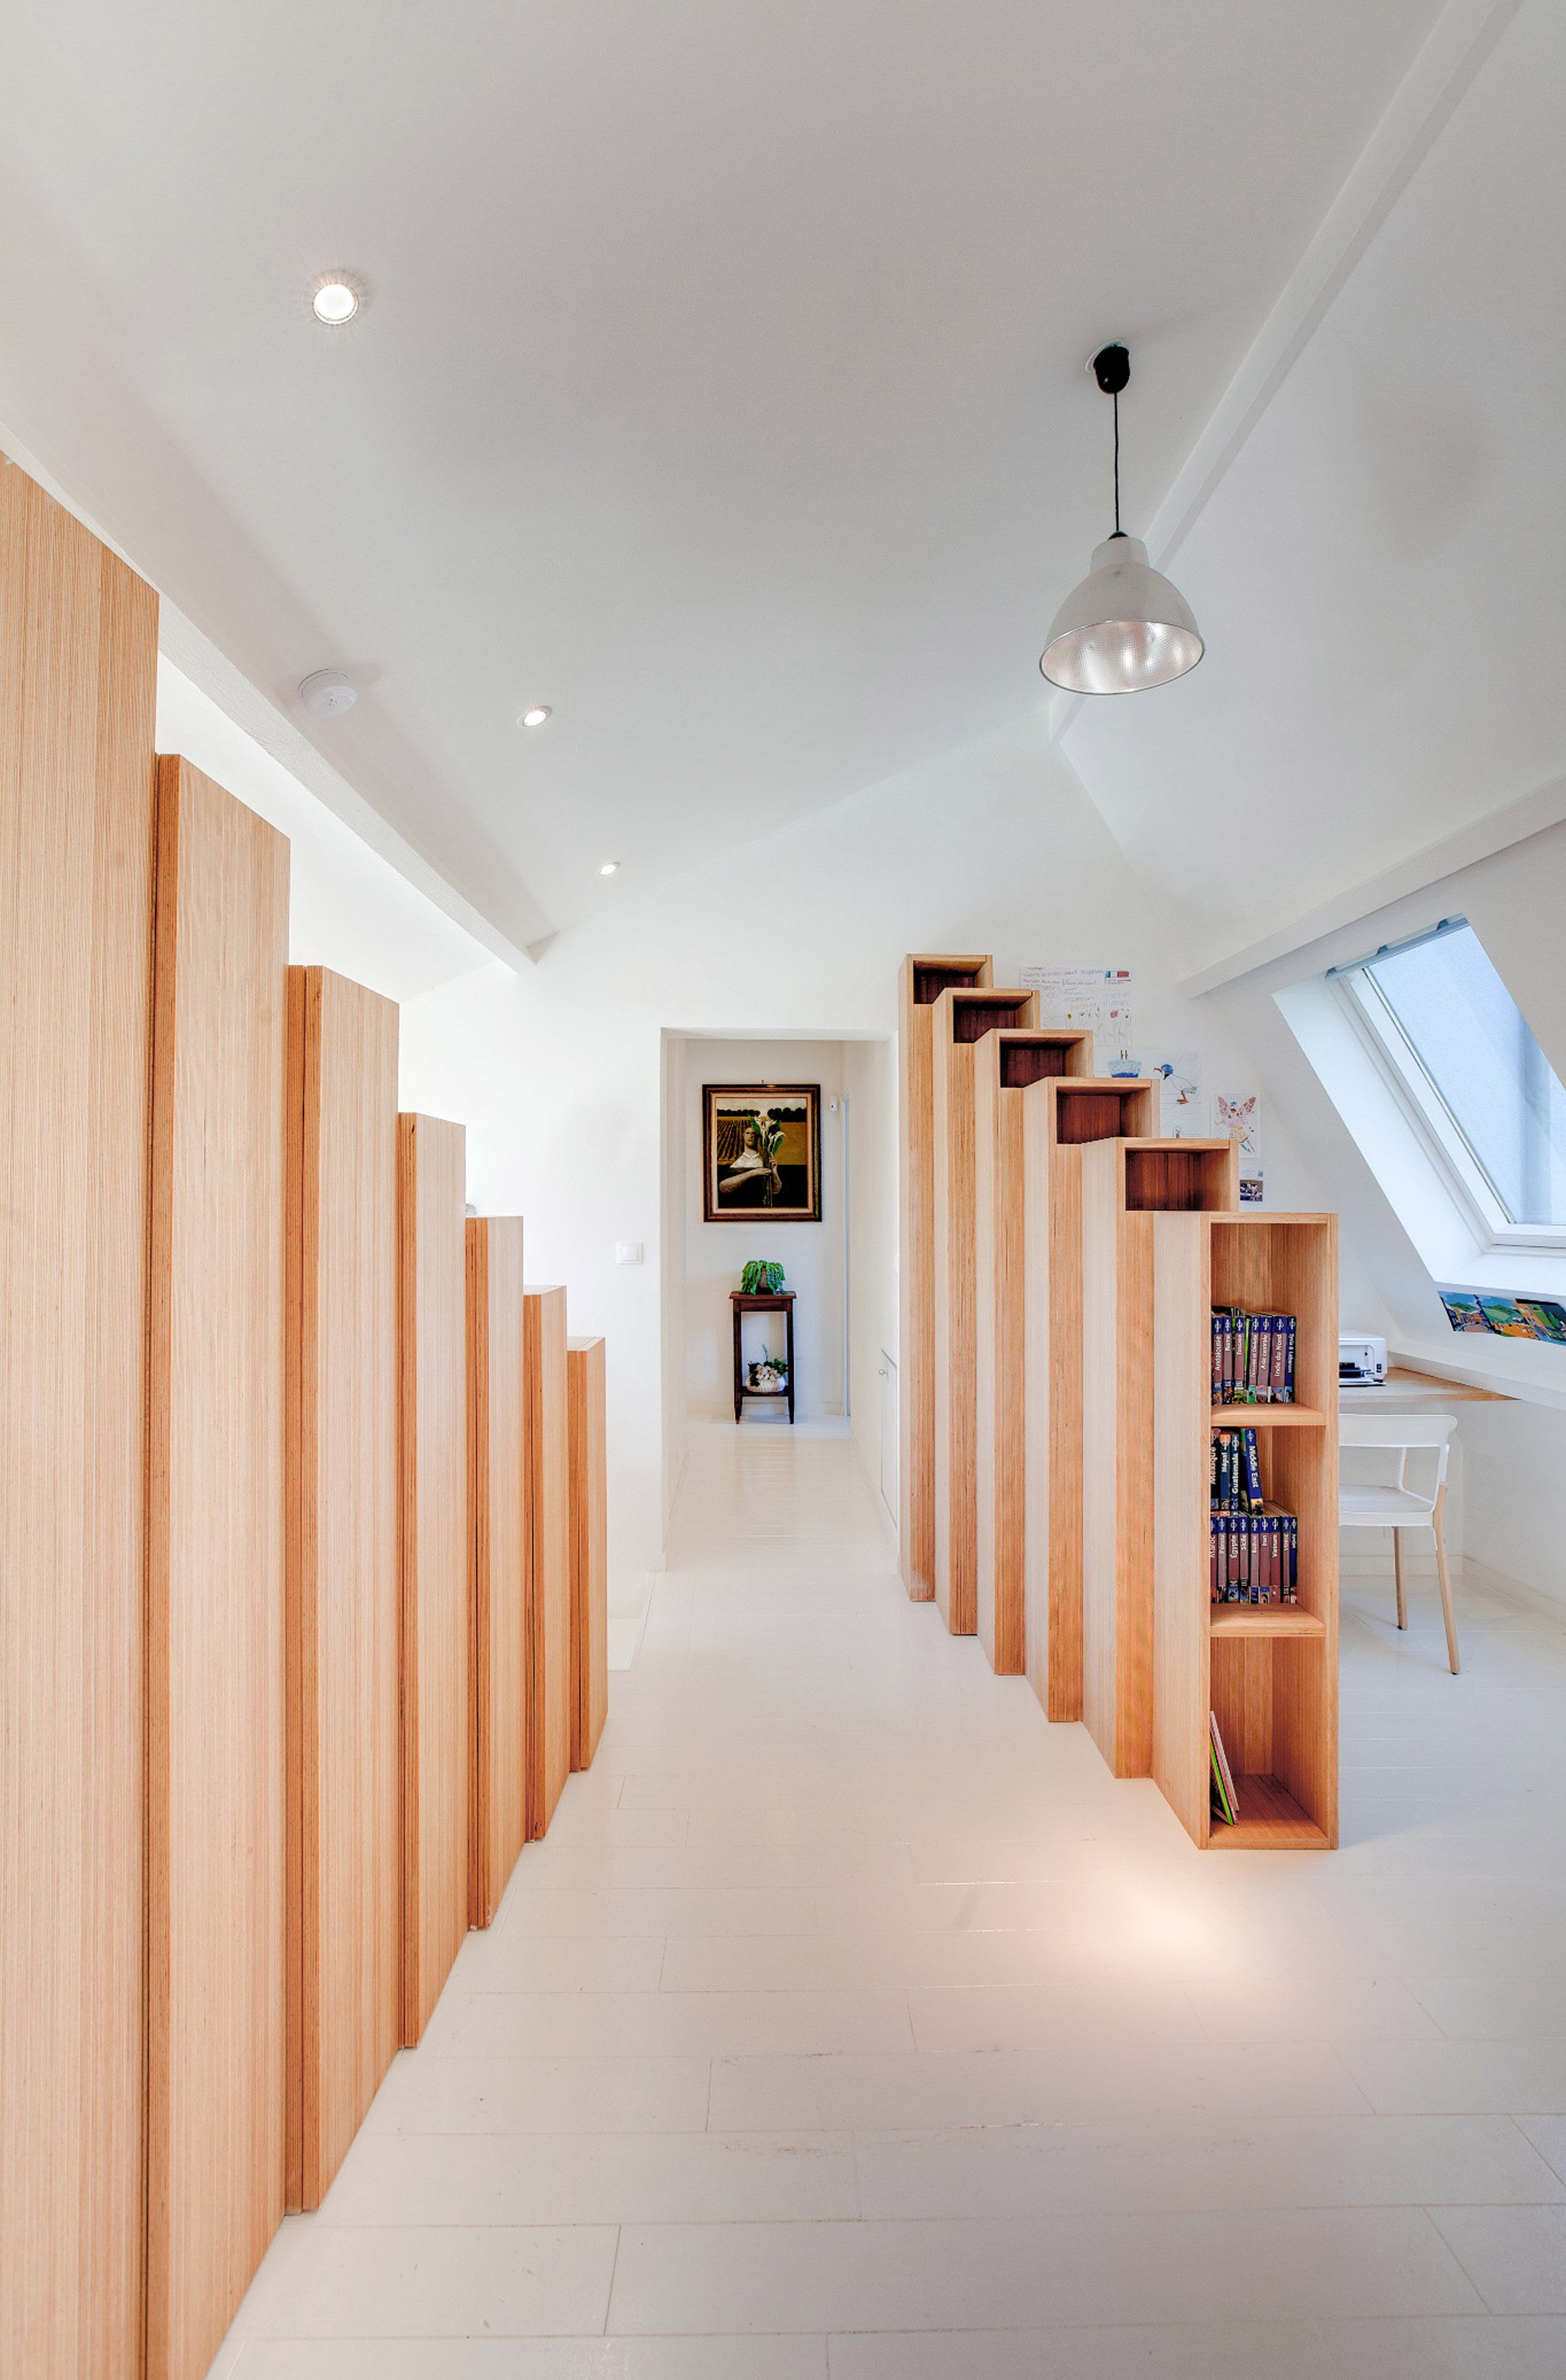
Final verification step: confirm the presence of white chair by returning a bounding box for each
[1339,1414,1459,1674]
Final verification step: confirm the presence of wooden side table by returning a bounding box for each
[731,1291,796,1424]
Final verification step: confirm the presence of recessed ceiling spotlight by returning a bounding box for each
[310,271,363,326]
[298,667,357,717]
[520,705,552,728]
[600,860,619,875]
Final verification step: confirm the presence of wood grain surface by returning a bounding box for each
[524,1285,572,1837]
[897,955,991,1599]
[931,987,1037,1634]
[568,1336,609,1770]
[1021,1079,1157,1722]
[0,457,156,2380]
[1081,1138,1238,1778]
[1151,1211,1337,1851]
[974,1032,1096,1676]
[286,968,401,2208]
[466,1217,528,1927]
[397,1115,470,2044]
[145,757,289,2380]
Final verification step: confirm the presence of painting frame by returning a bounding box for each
[702,1083,822,1224]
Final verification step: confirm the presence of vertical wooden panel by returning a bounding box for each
[0,458,155,2380]
[931,987,1037,1634]
[286,967,400,2209]
[1082,1138,1239,1779]
[975,1033,1098,1676]
[568,1336,609,1771]
[146,757,288,2380]
[466,1217,527,1927]
[524,1285,572,1838]
[897,954,991,1599]
[397,1114,469,2045]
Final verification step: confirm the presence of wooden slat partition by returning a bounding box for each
[397,1115,469,2043]
[897,953,992,1598]
[1080,1136,1239,1777]
[1017,1077,1157,1719]
[972,1030,1096,1676]
[931,985,1038,1634]
[146,757,289,2380]
[286,967,401,2208]
[524,1285,572,1837]
[0,459,156,2380]
[568,1336,609,1771]
[466,1217,528,1927]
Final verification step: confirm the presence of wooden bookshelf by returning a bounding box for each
[1152,1212,1339,1851]
[931,985,1040,1635]
[971,1071,1156,1709]
[898,953,992,1600]
[972,1032,1100,1675]
[1080,1136,1240,1777]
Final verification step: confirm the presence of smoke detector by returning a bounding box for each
[298,669,357,718]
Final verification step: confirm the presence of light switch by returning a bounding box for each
[616,1241,644,1266]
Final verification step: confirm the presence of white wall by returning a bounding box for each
[677,1038,849,1425]
[1210,815,1566,1612]
[397,718,1334,1592]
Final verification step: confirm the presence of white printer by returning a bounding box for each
[1339,1332,1388,1385]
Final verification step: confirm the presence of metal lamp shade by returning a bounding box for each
[1040,534,1203,695]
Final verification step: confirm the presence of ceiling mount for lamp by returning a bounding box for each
[1039,343,1204,696]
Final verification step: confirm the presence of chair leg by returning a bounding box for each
[1392,1528,1406,1630]
[1432,1491,1460,1676]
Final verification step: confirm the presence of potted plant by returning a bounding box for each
[741,1259,786,1295]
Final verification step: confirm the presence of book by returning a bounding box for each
[1210,1307,1296,1403]
[1209,1711,1237,1825]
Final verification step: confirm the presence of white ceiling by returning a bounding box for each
[1065,0,1566,978]
[0,0,1443,946]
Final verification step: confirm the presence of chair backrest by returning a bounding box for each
[1339,1411,1454,1495]
[1339,1415,1455,1449]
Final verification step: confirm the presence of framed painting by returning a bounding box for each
[702,1083,821,1222]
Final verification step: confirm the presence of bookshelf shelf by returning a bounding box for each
[1211,1772,1329,1851]
[1209,1605,1326,1639]
[1209,1406,1325,1429]
[1153,1212,1339,1851]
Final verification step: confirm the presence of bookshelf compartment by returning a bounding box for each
[1152,1210,1338,1851]
[1210,1771,1329,1852]
[1125,1144,1234,1211]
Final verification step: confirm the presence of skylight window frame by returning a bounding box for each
[1330,922,1566,1256]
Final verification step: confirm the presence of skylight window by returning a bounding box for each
[1332,919,1566,1244]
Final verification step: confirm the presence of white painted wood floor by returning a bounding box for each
[212,1420,1566,2378]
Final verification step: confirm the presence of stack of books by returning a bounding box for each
[1212,1307,1296,1403]
[1210,1425,1298,1605]
[1210,1711,1238,1827]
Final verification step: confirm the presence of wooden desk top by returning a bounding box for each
[1340,1364,1512,1407]
[731,1290,795,1307]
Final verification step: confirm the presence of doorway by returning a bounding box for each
[660,1029,896,1540]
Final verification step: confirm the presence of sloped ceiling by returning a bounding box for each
[1064,0,1566,979]
[0,0,1444,948]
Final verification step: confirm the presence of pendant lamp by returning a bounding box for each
[1040,345,1204,695]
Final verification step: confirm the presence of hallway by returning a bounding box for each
[215,1425,1566,2377]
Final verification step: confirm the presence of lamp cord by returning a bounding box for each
[1113,388,1120,535]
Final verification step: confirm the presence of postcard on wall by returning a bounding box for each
[1212,1091,1261,1167]
[1017,965,1133,1072]
[702,1083,821,1222]
[1133,1050,1203,1135]
[1518,1298,1566,1344]
[1439,1290,1492,1334]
